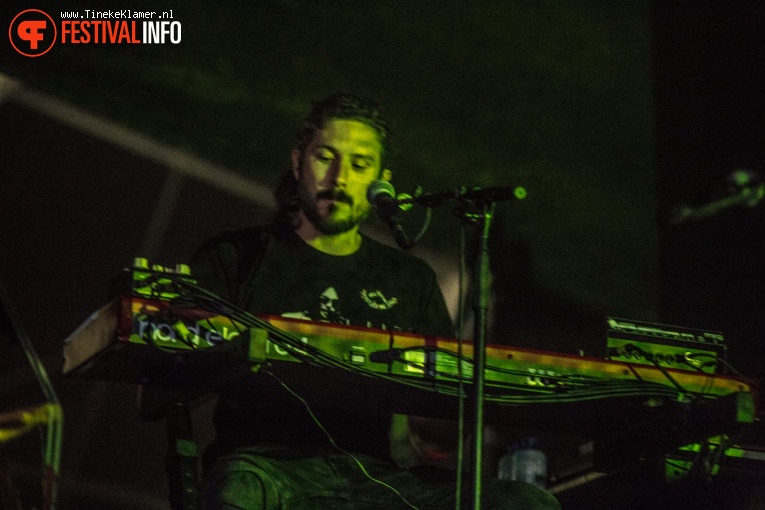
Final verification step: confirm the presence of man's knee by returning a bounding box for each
[203,460,275,510]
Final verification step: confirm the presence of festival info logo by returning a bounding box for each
[9,9,57,57]
[9,8,181,57]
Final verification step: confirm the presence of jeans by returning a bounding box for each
[202,446,560,510]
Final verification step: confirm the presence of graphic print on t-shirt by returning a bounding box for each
[280,286,401,326]
[281,286,350,324]
[360,289,399,310]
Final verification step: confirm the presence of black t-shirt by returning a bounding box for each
[190,224,454,460]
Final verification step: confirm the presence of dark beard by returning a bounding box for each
[298,184,367,235]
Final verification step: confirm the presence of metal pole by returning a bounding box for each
[470,202,495,510]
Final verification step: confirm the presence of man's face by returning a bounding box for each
[293,118,386,235]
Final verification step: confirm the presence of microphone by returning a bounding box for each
[366,180,412,249]
[664,169,765,226]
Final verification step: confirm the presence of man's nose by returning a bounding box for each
[328,158,349,187]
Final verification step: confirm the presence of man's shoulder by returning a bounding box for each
[195,224,282,254]
[361,234,437,276]
[191,224,290,277]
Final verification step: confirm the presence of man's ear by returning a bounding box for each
[381,168,392,182]
[290,148,301,180]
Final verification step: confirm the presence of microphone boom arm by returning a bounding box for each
[398,186,527,208]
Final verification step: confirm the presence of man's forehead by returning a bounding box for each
[311,119,382,152]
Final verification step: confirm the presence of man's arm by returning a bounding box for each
[188,239,238,303]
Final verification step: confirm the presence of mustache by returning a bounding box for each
[316,189,353,205]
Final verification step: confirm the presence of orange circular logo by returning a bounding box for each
[9,9,57,57]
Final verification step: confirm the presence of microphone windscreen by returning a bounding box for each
[367,180,395,202]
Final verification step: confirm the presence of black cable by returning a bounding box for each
[411,206,432,246]
[132,277,738,409]
[264,370,422,510]
[388,345,690,395]
[686,353,760,390]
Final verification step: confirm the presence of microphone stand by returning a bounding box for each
[400,186,523,510]
[463,200,495,510]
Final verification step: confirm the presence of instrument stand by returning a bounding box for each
[0,280,62,510]
[166,399,201,510]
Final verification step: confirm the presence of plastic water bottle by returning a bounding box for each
[497,437,547,489]
[497,445,516,481]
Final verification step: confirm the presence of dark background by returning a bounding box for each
[1,1,764,509]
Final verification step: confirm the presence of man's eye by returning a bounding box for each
[352,160,372,170]
[316,154,333,163]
